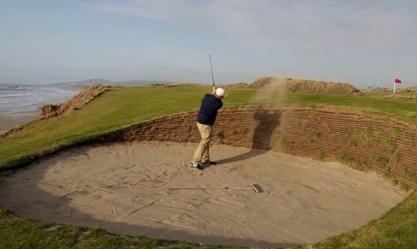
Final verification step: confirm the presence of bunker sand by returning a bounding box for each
[0,142,406,247]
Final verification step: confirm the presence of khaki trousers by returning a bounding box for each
[192,123,213,164]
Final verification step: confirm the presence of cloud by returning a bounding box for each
[93,0,417,52]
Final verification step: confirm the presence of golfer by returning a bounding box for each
[190,86,226,170]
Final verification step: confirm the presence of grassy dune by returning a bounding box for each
[1,85,417,248]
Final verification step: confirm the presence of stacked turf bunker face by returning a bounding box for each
[83,107,417,189]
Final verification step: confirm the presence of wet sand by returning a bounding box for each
[0,142,406,247]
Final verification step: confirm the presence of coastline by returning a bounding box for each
[0,84,79,134]
[0,111,38,134]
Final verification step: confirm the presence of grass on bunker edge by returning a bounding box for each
[0,208,246,249]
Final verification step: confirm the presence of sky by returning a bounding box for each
[1,0,417,87]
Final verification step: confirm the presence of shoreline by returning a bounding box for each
[0,111,38,134]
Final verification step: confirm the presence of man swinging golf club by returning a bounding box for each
[190,54,226,170]
[190,86,226,170]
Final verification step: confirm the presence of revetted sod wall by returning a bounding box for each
[96,107,417,188]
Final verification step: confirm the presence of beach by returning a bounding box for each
[0,84,76,134]
[0,112,38,134]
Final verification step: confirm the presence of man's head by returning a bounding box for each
[214,88,227,99]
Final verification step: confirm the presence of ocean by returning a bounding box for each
[0,84,77,114]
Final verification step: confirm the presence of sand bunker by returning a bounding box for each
[0,142,406,247]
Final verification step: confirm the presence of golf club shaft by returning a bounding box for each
[209,54,215,87]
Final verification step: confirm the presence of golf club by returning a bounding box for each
[209,53,215,88]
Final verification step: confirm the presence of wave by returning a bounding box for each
[0,85,77,113]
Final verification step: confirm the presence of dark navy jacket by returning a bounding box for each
[197,94,223,125]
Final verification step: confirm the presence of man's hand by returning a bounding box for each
[212,86,216,94]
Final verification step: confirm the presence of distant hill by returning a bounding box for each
[53,79,112,90]
[53,79,112,86]
[52,79,258,89]
[53,79,171,89]
[219,82,249,88]
[113,79,171,86]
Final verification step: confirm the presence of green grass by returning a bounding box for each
[3,86,417,170]
[276,92,417,121]
[0,86,254,169]
[2,85,417,248]
[0,208,243,249]
[312,190,417,249]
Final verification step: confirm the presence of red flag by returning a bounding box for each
[395,78,402,84]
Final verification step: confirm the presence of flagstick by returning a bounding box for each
[393,81,396,95]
